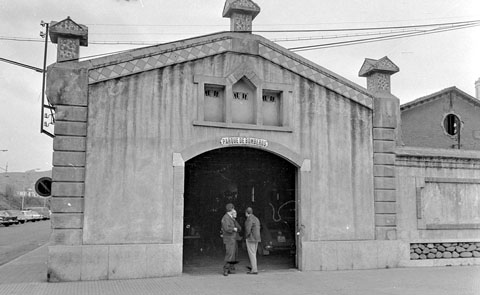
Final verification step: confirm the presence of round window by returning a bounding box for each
[443,114,460,136]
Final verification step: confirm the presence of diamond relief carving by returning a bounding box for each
[87,37,371,109]
[89,39,232,83]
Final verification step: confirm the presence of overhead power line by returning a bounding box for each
[288,21,480,52]
[85,15,480,27]
[83,19,480,35]
[0,36,44,43]
[254,19,480,33]
[0,57,44,73]
[0,19,478,55]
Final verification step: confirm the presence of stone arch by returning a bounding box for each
[177,137,304,168]
[172,137,310,271]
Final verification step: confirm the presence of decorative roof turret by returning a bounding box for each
[359,56,399,94]
[49,17,88,62]
[223,0,261,32]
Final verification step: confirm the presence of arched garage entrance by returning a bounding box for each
[183,147,297,274]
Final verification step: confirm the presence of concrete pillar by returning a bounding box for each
[222,0,260,32]
[359,56,400,240]
[49,17,88,62]
[46,16,89,281]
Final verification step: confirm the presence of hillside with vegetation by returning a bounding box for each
[0,170,51,210]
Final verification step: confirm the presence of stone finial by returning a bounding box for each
[49,17,88,62]
[223,0,260,32]
[359,56,399,93]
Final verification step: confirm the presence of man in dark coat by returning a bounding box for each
[244,207,261,274]
[221,203,241,276]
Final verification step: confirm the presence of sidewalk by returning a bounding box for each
[0,245,479,295]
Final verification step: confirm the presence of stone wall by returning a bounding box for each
[410,242,480,260]
[396,147,480,266]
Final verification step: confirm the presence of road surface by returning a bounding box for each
[0,220,51,265]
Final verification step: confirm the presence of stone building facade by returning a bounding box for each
[45,0,480,281]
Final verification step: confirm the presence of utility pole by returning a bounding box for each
[0,150,7,173]
[40,21,54,138]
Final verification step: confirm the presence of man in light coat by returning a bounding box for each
[221,203,241,276]
[244,207,261,274]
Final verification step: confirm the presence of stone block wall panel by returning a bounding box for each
[374,140,395,153]
[51,229,83,245]
[54,121,87,136]
[373,153,396,165]
[373,128,395,141]
[374,177,396,190]
[301,240,405,271]
[374,189,396,202]
[374,165,395,177]
[48,244,182,282]
[48,246,82,282]
[53,136,86,152]
[48,65,88,252]
[52,167,86,182]
[375,214,396,227]
[51,197,84,213]
[55,105,88,122]
[52,182,85,197]
[376,227,398,241]
[52,151,86,167]
[52,213,83,229]
[374,202,396,214]
[81,246,109,281]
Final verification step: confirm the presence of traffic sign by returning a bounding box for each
[35,177,52,197]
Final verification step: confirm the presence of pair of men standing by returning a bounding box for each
[221,203,261,276]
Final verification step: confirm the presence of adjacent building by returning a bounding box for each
[401,83,480,150]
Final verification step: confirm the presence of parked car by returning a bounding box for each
[25,207,51,220]
[258,221,295,255]
[0,210,18,227]
[20,210,36,222]
[29,210,43,222]
[5,210,28,224]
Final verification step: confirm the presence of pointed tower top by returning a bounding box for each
[49,17,88,62]
[359,56,399,94]
[49,16,88,46]
[359,56,399,77]
[223,0,261,32]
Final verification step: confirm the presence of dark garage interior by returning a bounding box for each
[183,147,297,274]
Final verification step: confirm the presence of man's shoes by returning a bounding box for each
[246,271,258,275]
[223,270,229,276]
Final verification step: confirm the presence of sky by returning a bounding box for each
[0,0,479,172]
